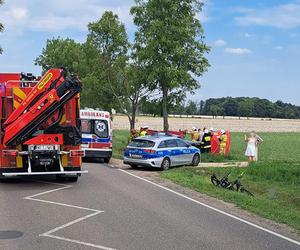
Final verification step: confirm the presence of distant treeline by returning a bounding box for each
[139,97,300,119]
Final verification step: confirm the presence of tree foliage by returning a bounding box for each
[87,11,153,129]
[36,11,153,129]
[35,38,87,74]
[86,11,130,112]
[131,0,210,130]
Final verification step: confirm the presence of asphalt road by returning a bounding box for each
[0,162,299,250]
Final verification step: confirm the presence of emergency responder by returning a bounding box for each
[219,129,227,155]
[201,129,211,153]
[191,127,200,141]
[198,128,204,142]
[140,126,149,136]
[129,129,138,141]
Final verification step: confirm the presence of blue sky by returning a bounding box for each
[0,0,300,105]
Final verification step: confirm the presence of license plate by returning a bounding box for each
[130,154,142,159]
[35,145,55,150]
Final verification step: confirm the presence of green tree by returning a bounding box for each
[87,11,129,121]
[35,38,87,74]
[209,105,224,118]
[223,98,239,116]
[0,0,4,54]
[185,101,198,115]
[35,37,104,109]
[88,11,151,129]
[122,63,154,129]
[238,100,253,118]
[131,0,210,131]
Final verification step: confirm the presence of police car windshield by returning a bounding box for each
[128,139,155,148]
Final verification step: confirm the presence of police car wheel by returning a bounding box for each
[191,153,200,166]
[130,164,138,169]
[161,158,170,171]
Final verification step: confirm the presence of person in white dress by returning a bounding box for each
[245,132,263,162]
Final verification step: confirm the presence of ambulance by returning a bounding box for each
[80,108,112,163]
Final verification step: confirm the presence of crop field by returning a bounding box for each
[112,115,300,132]
[112,130,300,233]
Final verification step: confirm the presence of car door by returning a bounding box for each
[165,139,180,166]
[176,139,192,165]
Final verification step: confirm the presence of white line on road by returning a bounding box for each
[24,181,117,250]
[119,169,300,246]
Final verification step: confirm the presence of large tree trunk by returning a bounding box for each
[130,102,138,130]
[162,85,169,131]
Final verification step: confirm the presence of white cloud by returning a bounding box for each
[11,7,28,20]
[225,48,252,55]
[274,46,283,50]
[214,39,226,46]
[244,33,252,38]
[235,1,300,29]
[0,0,133,32]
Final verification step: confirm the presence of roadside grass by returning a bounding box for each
[112,130,129,159]
[160,163,300,233]
[113,130,300,232]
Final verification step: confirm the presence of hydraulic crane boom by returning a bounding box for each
[3,68,65,127]
[3,69,82,146]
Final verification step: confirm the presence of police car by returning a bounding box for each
[123,135,201,170]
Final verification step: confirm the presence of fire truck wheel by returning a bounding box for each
[104,157,111,163]
[67,176,78,182]
[0,174,5,181]
[56,174,78,182]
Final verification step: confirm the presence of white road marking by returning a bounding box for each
[119,169,300,246]
[24,181,117,250]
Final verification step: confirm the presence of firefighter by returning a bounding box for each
[129,129,138,141]
[201,129,211,153]
[219,129,227,155]
[191,127,200,141]
[140,126,149,136]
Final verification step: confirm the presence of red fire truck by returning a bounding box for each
[0,68,87,181]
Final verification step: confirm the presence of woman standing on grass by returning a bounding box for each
[245,132,263,161]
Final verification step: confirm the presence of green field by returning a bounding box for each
[112,130,300,232]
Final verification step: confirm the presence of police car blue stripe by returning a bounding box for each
[124,148,199,159]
